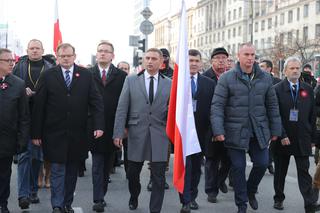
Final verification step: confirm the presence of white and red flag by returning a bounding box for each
[53,0,63,54]
[166,0,202,193]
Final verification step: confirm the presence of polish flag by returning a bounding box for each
[166,0,201,193]
[53,0,63,54]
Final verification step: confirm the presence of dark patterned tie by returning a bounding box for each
[149,76,154,104]
[65,70,71,88]
[102,70,107,86]
[191,76,196,98]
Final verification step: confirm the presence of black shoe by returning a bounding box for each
[30,193,40,204]
[190,200,199,210]
[248,193,258,210]
[273,201,284,210]
[0,206,10,213]
[129,197,138,210]
[305,203,320,213]
[219,182,228,193]
[237,206,247,213]
[13,155,18,164]
[207,195,217,203]
[18,197,30,209]
[180,203,191,213]
[165,182,169,190]
[268,165,275,175]
[147,180,152,191]
[52,207,63,213]
[93,201,105,212]
[64,206,74,213]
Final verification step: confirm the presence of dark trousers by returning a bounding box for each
[205,146,231,196]
[0,157,12,207]
[268,141,275,166]
[273,154,319,207]
[228,138,268,208]
[179,153,202,204]
[50,162,79,208]
[128,160,166,213]
[123,139,128,175]
[92,152,113,202]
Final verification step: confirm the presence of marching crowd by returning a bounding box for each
[1,39,320,213]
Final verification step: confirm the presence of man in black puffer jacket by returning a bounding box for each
[211,43,282,213]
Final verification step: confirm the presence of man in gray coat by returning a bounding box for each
[113,48,171,213]
[211,43,282,213]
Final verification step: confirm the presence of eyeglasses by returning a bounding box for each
[58,54,74,59]
[97,50,113,54]
[0,59,15,64]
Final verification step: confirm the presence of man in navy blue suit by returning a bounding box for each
[179,49,216,213]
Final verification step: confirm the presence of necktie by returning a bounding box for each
[65,70,71,88]
[149,76,154,104]
[102,70,107,86]
[191,76,196,98]
[292,84,297,96]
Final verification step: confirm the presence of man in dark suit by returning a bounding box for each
[259,59,281,175]
[113,48,171,213]
[0,48,29,213]
[179,49,216,213]
[89,41,127,212]
[273,56,320,213]
[203,47,231,203]
[31,43,104,213]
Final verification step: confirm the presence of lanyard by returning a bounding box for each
[289,84,299,109]
[28,63,44,88]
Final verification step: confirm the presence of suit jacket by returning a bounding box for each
[0,74,29,158]
[193,74,216,157]
[31,64,104,163]
[113,70,171,162]
[89,64,127,154]
[274,79,317,156]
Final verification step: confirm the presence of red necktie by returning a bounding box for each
[102,70,107,86]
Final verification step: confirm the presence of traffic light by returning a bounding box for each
[138,39,146,52]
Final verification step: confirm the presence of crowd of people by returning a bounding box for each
[0,39,320,213]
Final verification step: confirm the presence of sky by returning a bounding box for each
[2,0,135,65]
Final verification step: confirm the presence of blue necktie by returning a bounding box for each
[191,76,196,98]
[65,70,71,88]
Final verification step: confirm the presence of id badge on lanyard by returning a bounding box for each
[289,84,299,122]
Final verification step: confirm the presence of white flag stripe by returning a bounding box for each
[175,0,201,164]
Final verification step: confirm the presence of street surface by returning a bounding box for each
[7,154,317,213]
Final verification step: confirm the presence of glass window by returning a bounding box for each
[288,10,293,23]
[304,4,309,17]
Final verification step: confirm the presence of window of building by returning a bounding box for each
[233,9,236,20]
[232,44,236,54]
[275,16,278,27]
[297,8,300,21]
[249,24,252,34]
[288,32,293,45]
[316,24,320,37]
[280,13,284,25]
[233,28,236,37]
[261,39,265,49]
[317,0,320,14]
[304,4,309,17]
[268,18,272,29]
[280,33,284,44]
[238,26,242,36]
[201,37,203,46]
[296,29,299,40]
[205,36,208,44]
[303,26,308,41]
[261,9,266,16]
[255,22,258,32]
[254,40,258,49]
[213,33,216,42]
[239,7,242,18]
[222,31,225,40]
[267,37,272,48]
[228,29,231,39]
[218,32,220,42]
[288,10,293,23]
[261,20,265,31]
[228,11,231,21]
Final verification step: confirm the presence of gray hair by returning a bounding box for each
[283,56,301,71]
[0,48,12,56]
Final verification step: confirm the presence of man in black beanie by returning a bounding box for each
[159,48,173,79]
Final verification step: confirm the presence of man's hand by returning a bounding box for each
[271,136,278,141]
[281,137,290,146]
[26,87,35,97]
[113,138,123,148]
[94,130,104,139]
[32,139,42,146]
[124,128,128,138]
[214,135,225,142]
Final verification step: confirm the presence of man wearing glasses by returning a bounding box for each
[0,48,29,213]
[31,43,104,213]
[13,39,55,209]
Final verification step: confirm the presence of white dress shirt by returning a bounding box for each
[144,71,158,98]
[61,66,74,84]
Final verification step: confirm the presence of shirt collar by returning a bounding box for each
[288,79,299,88]
[98,65,109,73]
[145,70,159,81]
[61,65,74,74]
[190,72,198,81]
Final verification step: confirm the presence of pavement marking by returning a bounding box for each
[73,207,83,213]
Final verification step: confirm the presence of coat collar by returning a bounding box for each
[54,64,80,91]
[93,63,118,87]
